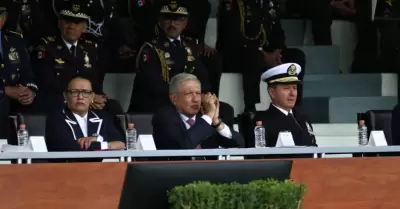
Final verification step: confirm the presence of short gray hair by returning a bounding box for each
[169,73,201,94]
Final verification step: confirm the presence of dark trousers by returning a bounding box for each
[221,47,306,110]
[352,0,400,73]
[286,0,333,45]
[0,96,10,139]
[200,52,222,96]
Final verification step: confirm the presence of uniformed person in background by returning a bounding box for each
[247,63,317,148]
[217,0,306,112]
[0,3,38,137]
[2,0,57,51]
[128,1,212,113]
[181,0,222,96]
[34,0,113,114]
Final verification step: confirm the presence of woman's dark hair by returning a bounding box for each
[64,75,93,91]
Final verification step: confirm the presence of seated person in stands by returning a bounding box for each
[34,0,122,114]
[248,63,317,148]
[152,73,244,150]
[45,76,125,152]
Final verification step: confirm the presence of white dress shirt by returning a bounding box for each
[62,38,78,55]
[272,104,293,116]
[73,113,108,150]
[179,113,233,139]
[167,36,181,43]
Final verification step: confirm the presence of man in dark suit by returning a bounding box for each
[0,2,38,137]
[248,63,317,148]
[45,76,125,153]
[152,73,244,151]
[33,0,114,114]
[128,1,211,113]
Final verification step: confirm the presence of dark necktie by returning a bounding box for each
[288,113,302,129]
[70,45,76,57]
[173,39,181,48]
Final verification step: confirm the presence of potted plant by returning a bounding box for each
[168,179,306,209]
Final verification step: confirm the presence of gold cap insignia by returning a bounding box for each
[169,1,178,10]
[72,4,80,13]
[287,64,296,76]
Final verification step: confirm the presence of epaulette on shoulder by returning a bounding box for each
[80,39,98,48]
[4,30,23,38]
[143,42,154,48]
[40,36,56,44]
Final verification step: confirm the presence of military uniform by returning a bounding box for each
[0,26,39,136]
[179,0,222,96]
[33,1,106,113]
[128,35,211,113]
[245,63,316,159]
[217,0,306,111]
[4,0,57,50]
[34,36,102,112]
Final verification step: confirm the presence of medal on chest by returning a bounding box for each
[84,52,92,68]
[8,47,20,63]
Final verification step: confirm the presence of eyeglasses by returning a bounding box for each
[66,89,93,98]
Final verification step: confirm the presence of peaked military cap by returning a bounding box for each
[160,0,188,16]
[58,0,90,21]
[261,63,302,85]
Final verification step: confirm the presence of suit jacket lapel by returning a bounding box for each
[63,108,85,140]
[87,111,103,137]
[172,107,192,147]
[56,37,84,73]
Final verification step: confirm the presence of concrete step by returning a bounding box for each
[298,45,341,74]
[303,96,397,123]
[303,73,398,97]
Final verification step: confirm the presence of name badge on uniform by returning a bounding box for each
[84,52,92,68]
[8,47,20,63]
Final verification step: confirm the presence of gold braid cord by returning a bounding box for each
[153,48,170,82]
[237,0,266,47]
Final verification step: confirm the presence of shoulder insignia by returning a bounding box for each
[45,36,56,42]
[40,36,56,45]
[223,0,233,10]
[4,30,23,38]
[135,42,154,68]
[36,45,46,59]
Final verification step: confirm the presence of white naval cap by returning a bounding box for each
[261,63,302,84]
